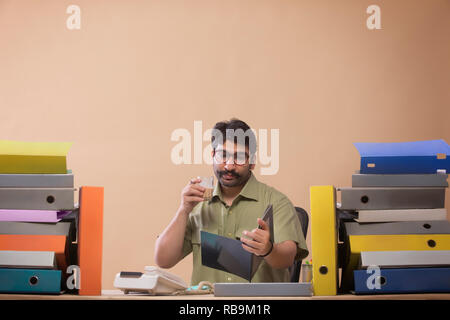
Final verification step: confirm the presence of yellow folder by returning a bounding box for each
[310,185,338,296]
[342,234,450,291]
[0,140,72,174]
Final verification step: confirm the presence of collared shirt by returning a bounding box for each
[181,173,309,285]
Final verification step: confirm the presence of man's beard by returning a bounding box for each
[215,168,251,187]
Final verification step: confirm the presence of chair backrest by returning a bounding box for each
[289,207,309,282]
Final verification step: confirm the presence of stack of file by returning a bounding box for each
[339,139,450,294]
[0,140,77,294]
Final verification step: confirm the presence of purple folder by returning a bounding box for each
[0,209,72,223]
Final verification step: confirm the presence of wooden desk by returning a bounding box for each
[0,290,449,300]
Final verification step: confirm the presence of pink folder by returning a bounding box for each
[0,209,72,223]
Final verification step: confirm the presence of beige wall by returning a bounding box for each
[1,0,449,289]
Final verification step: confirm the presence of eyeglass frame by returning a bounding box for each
[212,148,254,166]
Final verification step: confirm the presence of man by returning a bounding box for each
[154,119,308,284]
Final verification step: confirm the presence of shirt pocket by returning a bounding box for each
[191,227,221,246]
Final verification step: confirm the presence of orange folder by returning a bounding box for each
[0,234,68,271]
[78,186,104,296]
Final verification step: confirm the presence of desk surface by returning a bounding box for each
[0,290,449,300]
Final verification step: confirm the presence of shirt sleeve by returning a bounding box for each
[273,195,309,261]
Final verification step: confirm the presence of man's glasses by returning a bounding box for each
[213,150,250,165]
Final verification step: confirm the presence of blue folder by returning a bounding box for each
[354,139,450,174]
[0,268,61,294]
[354,267,450,294]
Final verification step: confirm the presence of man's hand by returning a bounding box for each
[155,177,207,268]
[179,178,206,215]
[240,218,273,257]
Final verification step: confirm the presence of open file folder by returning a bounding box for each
[200,205,273,281]
[354,139,450,174]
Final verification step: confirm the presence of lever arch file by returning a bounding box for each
[78,186,104,295]
[352,173,448,188]
[341,234,450,292]
[353,267,450,294]
[354,139,450,174]
[310,186,338,296]
[339,187,445,210]
[0,188,75,210]
[0,268,62,294]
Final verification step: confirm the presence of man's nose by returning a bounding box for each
[224,158,236,170]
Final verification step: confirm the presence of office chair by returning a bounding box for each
[289,207,309,282]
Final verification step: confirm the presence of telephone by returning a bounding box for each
[113,266,188,295]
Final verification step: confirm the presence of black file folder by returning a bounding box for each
[200,205,273,281]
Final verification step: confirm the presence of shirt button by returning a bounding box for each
[229,210,232,215]
[227,277,232,281]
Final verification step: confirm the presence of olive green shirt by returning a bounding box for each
[181,173,308,284]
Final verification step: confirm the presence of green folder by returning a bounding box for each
[0,140,72,174]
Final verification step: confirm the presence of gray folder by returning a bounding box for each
[0,188,75,210]
[352,173,448,188]
[344,220,450,236]
[0,251,56,269]
[214,282,313,297]
[360,250,450,268]
[0,174,74,188]
[338,187,445,210]
[0,221,72,236]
